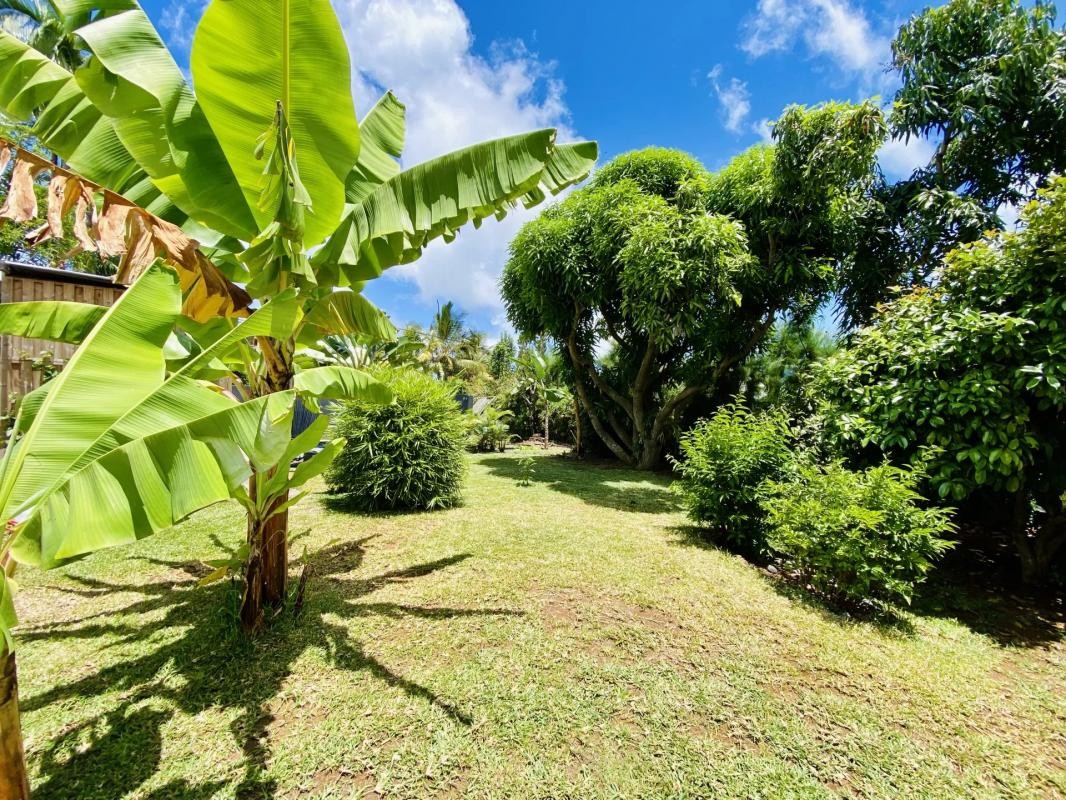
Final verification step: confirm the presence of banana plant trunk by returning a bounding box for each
[239,337,294,633]
[0,650,30,800]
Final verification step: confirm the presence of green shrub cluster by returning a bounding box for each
[671,404,797,556]
[673,403,956,607]
[761,463,956,607]
[465,406,513,453]
[326,368,467,511]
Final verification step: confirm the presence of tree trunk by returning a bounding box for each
[573,397,582,458]
[1011,489,1066,585]
[637,438,663,471]
[0,651,30,800]
[239,337,294,633]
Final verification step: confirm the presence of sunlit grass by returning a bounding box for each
[12,450,1065,799]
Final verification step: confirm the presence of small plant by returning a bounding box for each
[671,404,799,556]
[326,368,467,511]
[466,406,514,452]
[760,462,956,608]
[516,452,536,487]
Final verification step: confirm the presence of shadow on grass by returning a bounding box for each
[909,545,1064,648]
[669,524,1063,646]
[480,454,682,514]
[19,536,522,800]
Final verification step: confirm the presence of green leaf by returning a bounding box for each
[293,366,393,403]
[71,2,257,238]
[0,30,159,205]
[345,91,405,204]
[0,571,16,653]
[287,437,343,490]
[191,0,361,246]
[313,131,597,283]
[0,301,106,344]
[299,290,396,344]
[0,262,181,524]
[10,390,299,567]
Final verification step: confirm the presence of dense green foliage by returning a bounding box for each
[503,103,885,468]
[819,179,1066,582]
[739,322,837,415]
[672,405,798,556]
[891,0,1065,209]
[761,463,956,607]
[838,0,1065,326]
[465,406,513,453]
[327,369,467,511]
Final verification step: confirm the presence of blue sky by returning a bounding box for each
[142,0,939,339]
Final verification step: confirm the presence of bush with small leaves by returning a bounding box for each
[671,404,799,555]
[761,463,956,608]
[326,368,467,511]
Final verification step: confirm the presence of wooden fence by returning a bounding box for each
[0,261,125,417]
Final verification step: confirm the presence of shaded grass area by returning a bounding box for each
[13,451,1065,799]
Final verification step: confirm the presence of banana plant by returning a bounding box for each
[0,261,392,797]
[0,0,597,639]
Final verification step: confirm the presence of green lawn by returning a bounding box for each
[13,450,1065,799]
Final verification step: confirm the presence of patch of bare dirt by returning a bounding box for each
[533,587,698,670]
[284,767,379,799]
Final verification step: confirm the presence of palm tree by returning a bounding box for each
[415,302,488,383]
[0,0,88,70]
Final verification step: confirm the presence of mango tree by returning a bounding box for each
[0,0,595,632]
[503,104,882,468]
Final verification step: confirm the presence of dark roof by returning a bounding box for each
[0,260,125,289]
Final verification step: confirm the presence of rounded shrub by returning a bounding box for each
[326,368,467,511]
[760,463,956,608]
[671,404,797,555]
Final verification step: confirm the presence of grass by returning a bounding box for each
[12,449,1065,799]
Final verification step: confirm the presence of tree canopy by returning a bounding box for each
[503,102,885,468]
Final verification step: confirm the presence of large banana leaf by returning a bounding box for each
[191,0,361,246]
[0,30,164,209]
[1,273,391,570]
[0,300,105,344]
[70,2,258,239]
[293,365,393,401]
[346,91,405,205]
[10,390,299,567]
[298,290,396,345]
[312,132,598,283]
[0,262,180,524]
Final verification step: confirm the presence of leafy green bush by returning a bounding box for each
[466,406,513,453]
[326,368,467,511]
[761,463,956,607]
[671,404,798,555]
[818,178,1066,583]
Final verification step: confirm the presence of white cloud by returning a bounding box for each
[877,135,935,178]
[753,117,775,143]
[997,201,1022,230]
[333,0,579,327]
[160,0,208,51]
[708,65,752,134]
[741,0,890,83]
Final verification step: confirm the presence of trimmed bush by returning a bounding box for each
[326,368,467,511]
[761,463,956,607]
[671,404,797,555]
